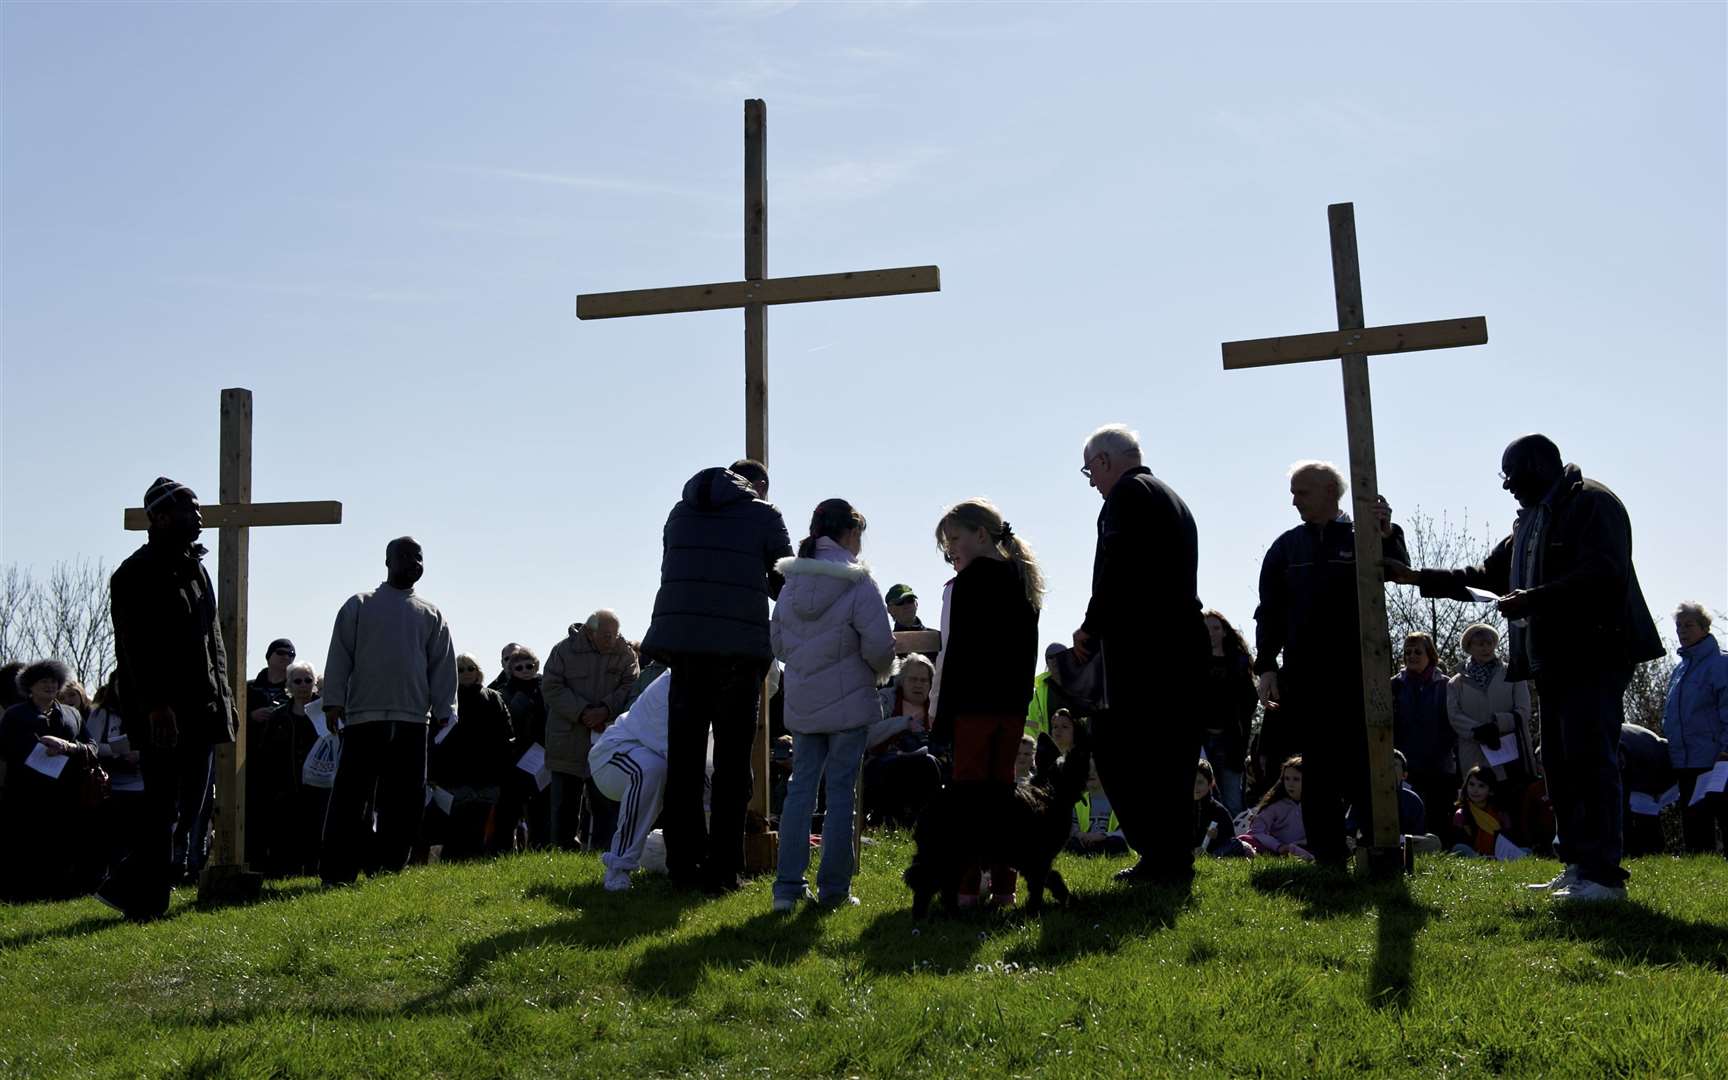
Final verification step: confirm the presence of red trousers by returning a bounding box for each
[951,712,1023,899]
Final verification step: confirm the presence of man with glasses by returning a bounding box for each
[319,536,458,885]
[1385,434,1662,901]
[247,639,297,725]
[1071,424,1210,886]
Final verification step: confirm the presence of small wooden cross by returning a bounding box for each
[576,99,941,869]
[124,387,341,900]
[1221,203,1488,876]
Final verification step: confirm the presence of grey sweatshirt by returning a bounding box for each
[322,582,458,726]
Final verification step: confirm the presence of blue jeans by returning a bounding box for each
[774,727,868,903]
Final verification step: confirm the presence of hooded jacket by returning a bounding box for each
[1415,465,1663,680]
[1664,633,1728,769]
[769,538,896,736]
[642,468,795,661]
[543,625,640,776]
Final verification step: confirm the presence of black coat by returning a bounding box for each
[432,683,516,789]
[933,557,1038,740]
[109,539,237,745]
[500,676,546,747]
[1254,517,1409,678]
[642,467,794,661]
[1416,465,1663,680]
[1201,652,1258,763]
[1082,467,1208,693]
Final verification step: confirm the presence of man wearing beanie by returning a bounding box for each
[98,477,238,920]
[319,536,457,885]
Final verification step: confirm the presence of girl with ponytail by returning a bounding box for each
[769,498,897,912]
[931,497,1043,908]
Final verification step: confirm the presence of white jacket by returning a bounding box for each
[770,538,896,735]
[590,670,671,767]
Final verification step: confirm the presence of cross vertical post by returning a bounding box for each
[744,99,774,831]
[1221,202,1489,877]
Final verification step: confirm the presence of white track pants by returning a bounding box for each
[591,746,667,873]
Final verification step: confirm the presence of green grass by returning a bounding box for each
[3,838,1726,1078]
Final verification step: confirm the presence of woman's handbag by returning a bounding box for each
[1049,644,1109,715]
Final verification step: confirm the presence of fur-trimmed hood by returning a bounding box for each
[770,539,896,735]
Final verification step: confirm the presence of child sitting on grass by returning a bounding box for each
[1066,758,1128,856]
[1049,709,1077,756]
[1240,756,1312,861]
[1014,733,1037,784]
[1194,759,1247,856]
[1450,765,1517,858]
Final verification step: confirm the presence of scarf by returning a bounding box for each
[1463,656,1499,692]
[1467,801,1502,855]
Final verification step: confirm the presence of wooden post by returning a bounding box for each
[1329,206,1402,873]
[1220,202,1489,878]
[204,389,261,901]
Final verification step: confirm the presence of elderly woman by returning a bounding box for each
[498,646,550,848]
[1392,632,1457,842]
[84,672,144,882]
[1665,602,1728,855]
[426,655,517,859]
[0,659,99,899]
[251,660,327,875]
[862,653,943,827]
[1447,623,1535,828]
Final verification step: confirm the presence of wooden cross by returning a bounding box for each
[1220,203,1488,876]
[576,99,941,869]
[124,387,342,900]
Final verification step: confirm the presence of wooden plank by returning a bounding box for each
[213,388,253,873]
[1328,204,1402,861]
[746,100,772,834]
[1221,315,1486,370]
[576,265,941,320]
[124,499,343,531]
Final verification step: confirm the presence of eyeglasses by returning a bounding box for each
[1080,452,1108,479]
[289,677,315,686]
[271,650,296,660]
[510,661,537,671]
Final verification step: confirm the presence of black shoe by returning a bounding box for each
[1114,860,1194,887]
[702,872,745,897]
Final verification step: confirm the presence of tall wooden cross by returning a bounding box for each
[576,99,941,869]
[1221,203,1488,877]
[124,387,342,901]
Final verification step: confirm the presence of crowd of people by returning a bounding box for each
[1,429,1723,916]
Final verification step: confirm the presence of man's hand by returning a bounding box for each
[1375,495,1394,538]
[37,735,72,757]
[323,706,346,733]
[1471,721,1502,750]
[580,705,610,732]
[1071,628,1092,662]
[1287,844,1314,862]
[1256,671,1280,710]
[1498,589,1534,620]
[149,705,179,749]
[250,706,275,724]
[1382,558,1419,586]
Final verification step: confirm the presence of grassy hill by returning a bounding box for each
[3,837,1725,1078]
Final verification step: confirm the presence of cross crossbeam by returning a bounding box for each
[577,265,940,320]
[1222,316,1487,370]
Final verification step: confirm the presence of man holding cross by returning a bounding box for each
[1253,461,1406,868]
[98,477,238,921]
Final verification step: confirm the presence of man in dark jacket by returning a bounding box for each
[97,477,238,920]
[1071,425,1210,884]
[1387,434,1662,901]
[1254,460,1408,867]
[642,460,793,893]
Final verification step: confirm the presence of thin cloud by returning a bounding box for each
[413,162,726,204]
[164,273,446,305]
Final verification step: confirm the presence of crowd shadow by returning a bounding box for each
[0,878,323,953]
[1250,863,1434,1011]
[624,905,828,1000]
[1512,900,1728,972]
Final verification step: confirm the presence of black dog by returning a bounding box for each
[904,722,1092,918]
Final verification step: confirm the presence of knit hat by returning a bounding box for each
[266,638,296,659]
[144,476,196,512]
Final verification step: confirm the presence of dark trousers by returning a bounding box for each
[103,740,214,918]
[862,751,942,827]
[1281,671,1370,866]
[320,721,427,884]
[664,654,768,887]
[549,771,620,852]
[1093,689,1203,875]
[171,748,214,878]
[1536,665,1632,886]
[1406,769,1460,844]
[1677,767,1727,856]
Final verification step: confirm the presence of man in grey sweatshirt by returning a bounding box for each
[319,536,458,884]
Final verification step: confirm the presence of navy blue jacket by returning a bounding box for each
[1392,668,1455,775]
[1254,517,1408,677]
[642,468,794,661]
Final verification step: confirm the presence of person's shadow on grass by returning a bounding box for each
[0,879,322,953]
[624,905,828,999]
[1511,900,1728,972]
[1251,863,1434,1011]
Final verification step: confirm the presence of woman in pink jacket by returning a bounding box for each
[769,499,897,912]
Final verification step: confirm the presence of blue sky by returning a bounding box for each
[3,2,1723,679]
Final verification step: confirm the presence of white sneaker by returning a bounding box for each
[603,868,632,893]
[1525,865,1580,892]
[1553,879,1628,904]
[771,895,798,914]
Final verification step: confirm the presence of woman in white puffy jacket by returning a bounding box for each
[769,498,897,912]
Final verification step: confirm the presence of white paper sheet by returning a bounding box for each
[25,742,69,780]
[1464,586,1501,604]
[1687,761,1728,806]
[108,734,131,757]
[517,743,552,791]
[428,785,454,814]
[1481,737,1521,768]
[1629,785,1681,816]
[433,717,458,746]
[1493,833,1527,861]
